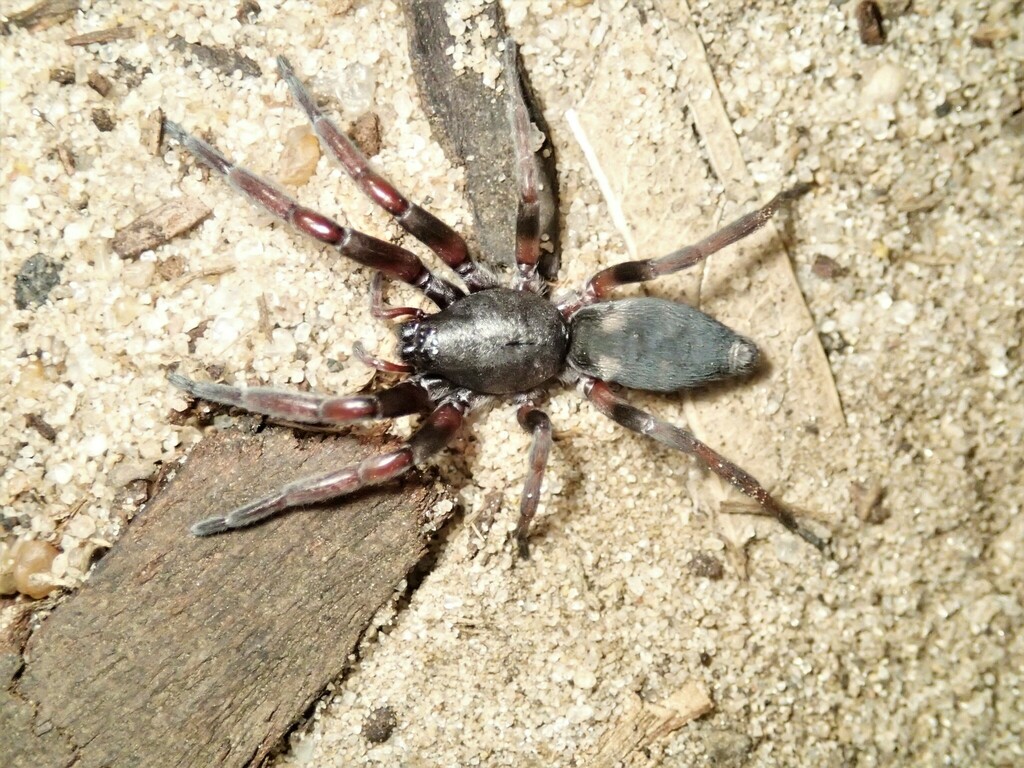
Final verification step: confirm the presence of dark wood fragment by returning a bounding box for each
[90,107,114,131]
[111,198,212,259]
[6,0,79,32]
[811,254,847,279]
[362,705,398,744]
[401,0,561,279]
[169,36,262,78]
[65,26,135,46]
[10,427,443,768]
[86,71,112,97]
[236,0,262,24]
[687,552,725,580]
[856,1,886,46]
[25,413,58,442]
[49,67,75,85]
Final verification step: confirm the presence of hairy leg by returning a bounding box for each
[164,120,462,308]
[580,185,812,303]
[581,378,826,551]
[504,42,543,291]
[277,56,494,292]
[190,399,468,535]
[169,372,431,425]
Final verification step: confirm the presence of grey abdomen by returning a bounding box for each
[567,298,759,392]
[401,288,569,394]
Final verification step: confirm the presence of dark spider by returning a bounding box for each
[165,42,826,556]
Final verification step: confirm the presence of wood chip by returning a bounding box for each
[586,682,714,766]
[856,1,886,46]
[57,142,76,174]
[6,0,79,31]
[65,26,135,46]
[812,254,848,279]
[86,71,112,97]
[168,36,262,78]
[141,108,164,156]
[111,198,212,259]
[90,108,114,132]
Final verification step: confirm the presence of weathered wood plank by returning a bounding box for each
[9,427,442,767]
[402,0,561,278]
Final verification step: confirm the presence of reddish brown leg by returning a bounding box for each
[514,403,553,558]
[504,42,543,290]
[163,120,462,308]
[581,185,812,303]
[581,378,826,551]
[191,399,467,535]
[276,57,494,292]
[169,372,430,425]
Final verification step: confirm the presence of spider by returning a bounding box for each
[165,41,826,556]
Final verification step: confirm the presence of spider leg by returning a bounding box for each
[369,272,426,322]
[163,120,462,309]
[581,185,812,303]
[504,42,543,292]
[581,378,827,551]
[169,372,431,425]
[191,399,468,535]
[352,341,415,374]
[276,56,495,292]
[513,403,553,558]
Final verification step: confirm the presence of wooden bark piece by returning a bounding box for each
[402,0,560,278]
[12,427,440,767]
[111,197,212,259]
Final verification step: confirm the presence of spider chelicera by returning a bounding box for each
[165,41,825,556]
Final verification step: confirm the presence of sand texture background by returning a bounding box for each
[2,0,1022,765]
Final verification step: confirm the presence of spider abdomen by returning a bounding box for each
[400,288,569,395]
[567,298,760,393]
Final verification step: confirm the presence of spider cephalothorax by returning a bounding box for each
[166,42,825,555]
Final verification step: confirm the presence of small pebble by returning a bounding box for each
[277,125,321,187]
[13,540,61,599]
[862,63,907,105]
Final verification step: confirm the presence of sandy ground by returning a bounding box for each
[2,0,1022,765]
